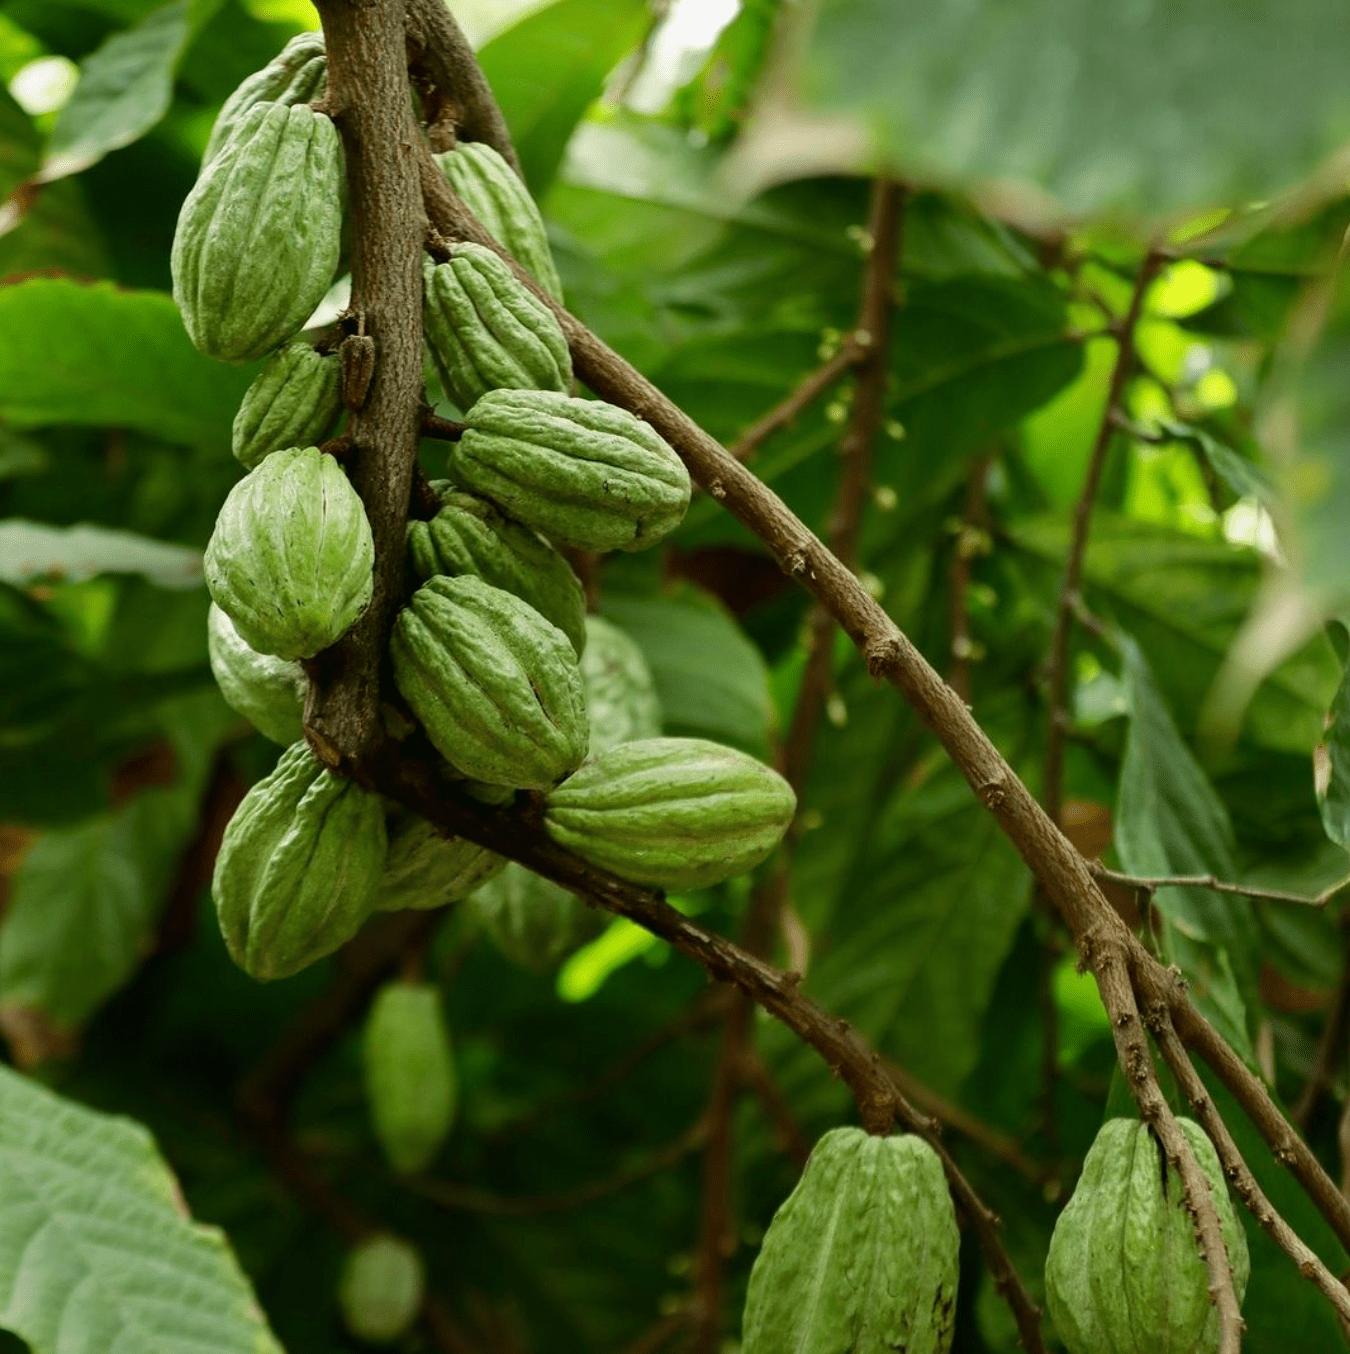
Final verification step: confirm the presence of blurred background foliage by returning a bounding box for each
[3,1,1350,1351]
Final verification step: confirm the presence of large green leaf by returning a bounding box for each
[0,1065,283,1354]
[0,520,201,588]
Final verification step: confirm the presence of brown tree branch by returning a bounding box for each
[729,341,863,462]
[1091,860,1347,909]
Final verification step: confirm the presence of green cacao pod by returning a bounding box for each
[452,390,691,553]
[213,742,387,981]
[544,737,794,890]
[581,615,662,753]
[362,980,456,1175]
[337,1234,424,1346]
[202,31,326,166]
[436,142,564,301]
[205,445,374,660]
[1045,1117,1250,1354]
[741,1127,960,1354]
[406,487,587,657]
[390,576,588,789]
[172,101,343,361]
[232,340,342,470]
[423,244,571,412]
[374,813,505,912]
[207,602,306,745]
[468,861,608,972]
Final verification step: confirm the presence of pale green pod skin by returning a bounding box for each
[206,602,305,745]
[468,861,608,973]
[337,1234,425,1346]
[205,445,374,660]
[213,742,388,981]
[373,814,505,912]
[390,576,589,789]
[406,488,587,657]
[435,143,564,301]
[232,341,342,470]
[202,31,327,166]
[582,615,662,754]
[362,982,457,1175]
[741,1127,960,1354]
[172,101,343,362]
[452,389,691,553]
[544,737,795,890]
[1045,1118,1250,1354]
[423,245,571,412]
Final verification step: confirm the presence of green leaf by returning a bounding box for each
[1316,639,1350,850]
[0,521,201,588]
[0,1065,283,1354]
[0,278,254,446]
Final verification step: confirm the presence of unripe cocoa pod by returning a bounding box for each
[406,487,587,657]
[232,340,342,470]
[544,737,794,890]
[742,1127,959,1354]
[213,742,387,981]
[390,576,588,789]
[374,813,505,912]
[206,602,305,745]
[423,244,571,412]
[468,861,608,972]
[435,142,563,301]
[202,31,327,166]
[205,445,374,660]
[451,390,691,553]
[362,980,456,1175]
[172,101,343,362]
[1045,1117,1249,1354]
[338,1234,424,1346]
[581,615,661,753]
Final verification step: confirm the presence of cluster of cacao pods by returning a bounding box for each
[180,33,797,984]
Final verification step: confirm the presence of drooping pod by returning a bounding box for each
[206,602,306,745]
[202,31,327,166]
[231,340,342,470]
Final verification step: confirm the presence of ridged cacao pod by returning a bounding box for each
[742,1127,959,1354]
[423,244,571,412]
[390,576,588,789]
[406,487,587,657]
[172,101,343,362]
[436,142,564,301]
[205,445,374,660]
[582,615,662,753]
[452,390,691,553]
[213,742,388,981]
[232,340,342,470]
[1045,1117,1249,1354]
[544,737,794,890]
[362,981,456,1175]
[206,602,305,745]
[338,1235,424,1346]
[374,813,505,912]
[202,31,327,166]
[468,862,608,972]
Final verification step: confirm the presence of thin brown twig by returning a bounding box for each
[1294,929,1350,1129]
[948,459,990,704]
[739,1051,812,1169]
[613,1309,693,1354]
[729,340,864,462]
[1090,861,1348,908]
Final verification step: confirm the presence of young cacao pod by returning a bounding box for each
[337,1234,424,1346]
[362,980,457,1175]
[172,101,343,362]
[390,576,588,789]
[202,31,326,166]
[213,742,388,981]
[406,487,587,657]
[581,615,662,753]
[206,602,306,745]
[435,142,564,301]
[423,244,571,412]
[231,340,342,470]
[205,445,374,660]
[374,813,505,912]
[1045,1117,1249,1354]
[451,389,691,553]
[742,1128,959,1354]
[468,861,608,973]
[544,737,794,890]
